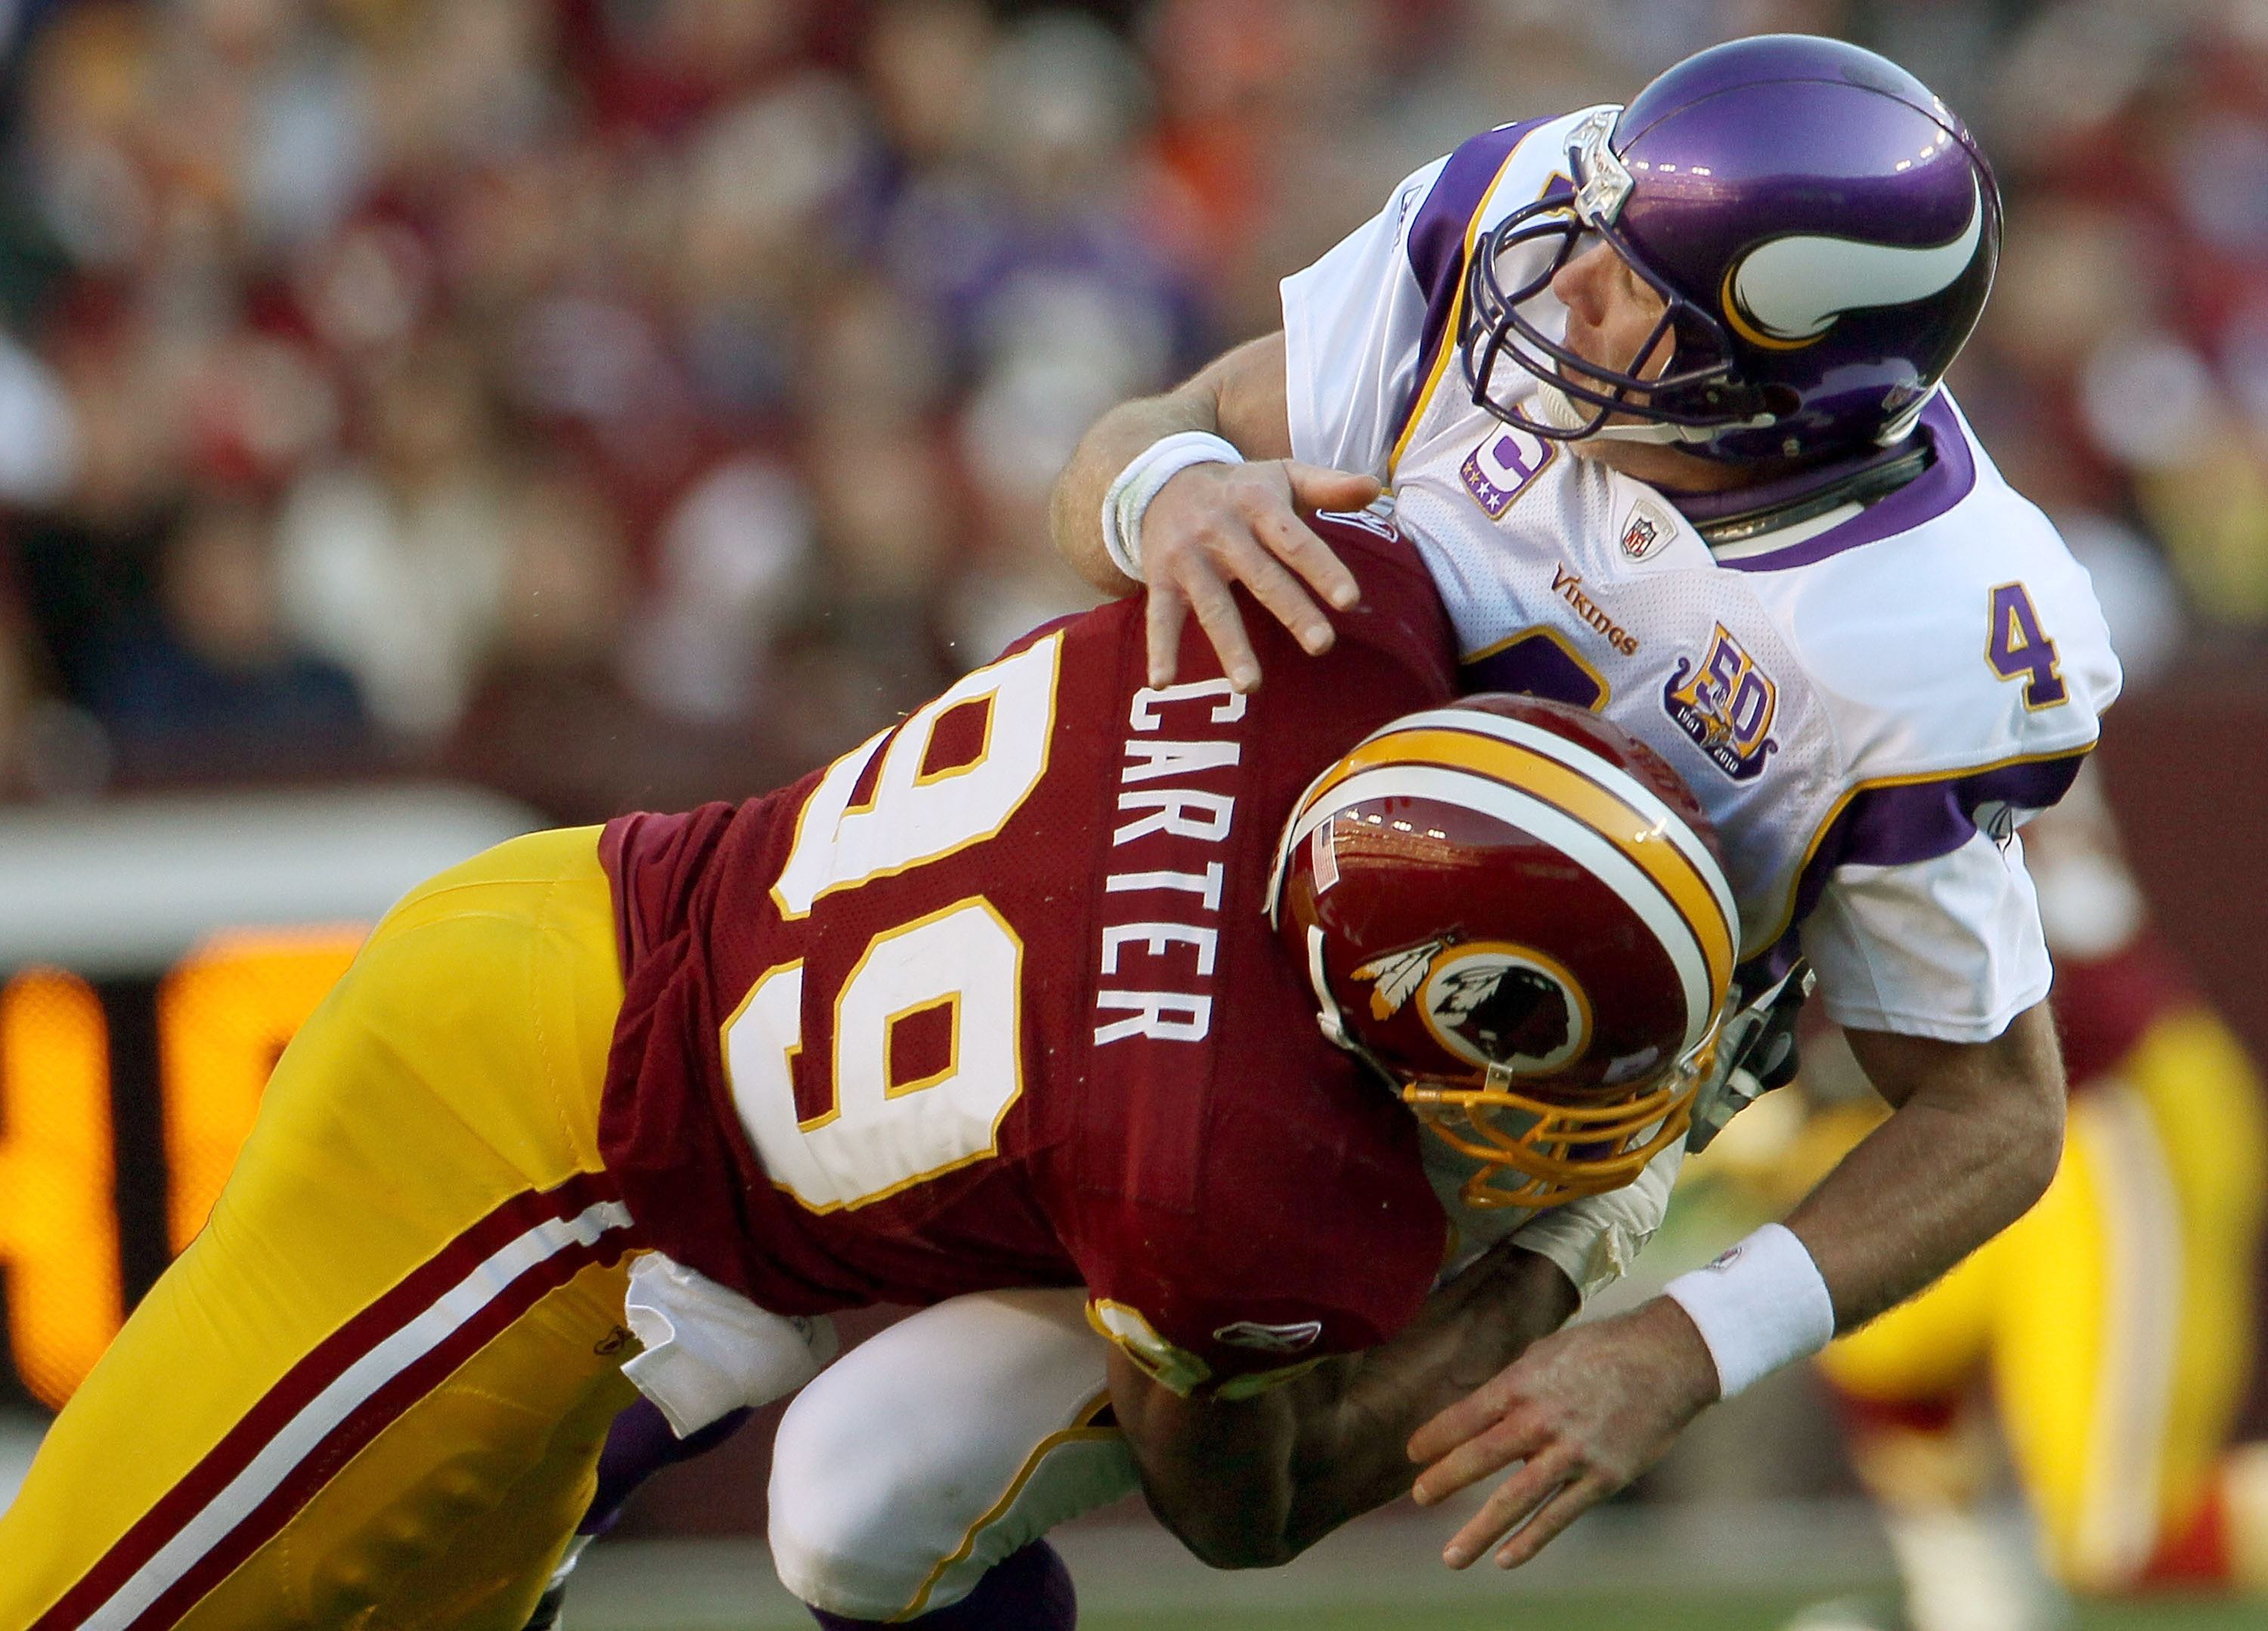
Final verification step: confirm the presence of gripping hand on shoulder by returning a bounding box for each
[1139,460,1380,692]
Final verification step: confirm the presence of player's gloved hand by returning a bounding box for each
[1405,1296,1718,1569]
[1138,459,1381,692]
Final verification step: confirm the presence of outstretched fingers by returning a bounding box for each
[1149,571,1266,693]
[1143,579,1197,690]
[1228,530,1337,658]
[1464,1464,1618,1571]
[1407,1370,1525,1481]
[1436,1441,1569,1568]
[1280,461,1384,525]
[1408,1387,1541,1509]
[1267,463,1379,611]
[1405,1302,1721,1574]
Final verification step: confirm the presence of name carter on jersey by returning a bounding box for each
[1093,678,1252,1046]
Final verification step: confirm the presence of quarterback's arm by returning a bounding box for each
[1110,1243,1579,1569]
[1049,333,1377,692]
[1407,1001,2065,1569]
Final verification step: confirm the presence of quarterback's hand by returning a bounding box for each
[1406,1297,1718,1569]
[1140,459,1381,692]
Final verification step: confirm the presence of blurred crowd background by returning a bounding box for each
[0,0,2260,825]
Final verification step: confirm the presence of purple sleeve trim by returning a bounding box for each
[1783,751,2087,936]
[1459,632,1605,710]
[1741,750,2087,986]
[1393,119,1554,451]
[1717,395,1977,573]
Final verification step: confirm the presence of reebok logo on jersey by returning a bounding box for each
[1664,624,1780,782]
[1460,425,1552,518]
[1213,1318,1324,1354]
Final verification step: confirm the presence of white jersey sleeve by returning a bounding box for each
[1758,405,2120,1041]
[1281,111,1603,482]
[1510,1137,1684,1301]
[1280,156,1444,481]
[1802,831,2053,1041]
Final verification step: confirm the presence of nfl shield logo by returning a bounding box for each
[1619,498,1675,562]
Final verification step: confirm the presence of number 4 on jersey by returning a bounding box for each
[1986,583,2067,710]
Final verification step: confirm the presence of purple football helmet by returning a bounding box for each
[1463,34,2001,463]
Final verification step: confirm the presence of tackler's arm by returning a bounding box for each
[1108,1241,1579,1570]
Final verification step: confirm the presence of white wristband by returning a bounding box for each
[1099,431,1244,582]
[1661,1222,1836,1400]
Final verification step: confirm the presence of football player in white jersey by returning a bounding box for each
[538,35,2118,1629]
[1053,31,2116,1577]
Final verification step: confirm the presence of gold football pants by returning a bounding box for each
[1820,1007,2268,1589]
[0,828,639,1631]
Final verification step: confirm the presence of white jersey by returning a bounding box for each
[1282,109,2121,1042]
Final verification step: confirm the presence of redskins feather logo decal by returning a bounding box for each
[1351,939,1445,1020]
[1350,939,1593,1075]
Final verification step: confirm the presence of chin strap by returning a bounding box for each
[1531,380,1774,444]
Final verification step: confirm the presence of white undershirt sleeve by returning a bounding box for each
[1802,828,2054,1043]
[1508,1136,1684,1303]
[1278,157,1445,481]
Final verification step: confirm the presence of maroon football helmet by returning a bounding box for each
[1270,695,1737,1208]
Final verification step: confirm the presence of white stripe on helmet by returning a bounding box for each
[1362,707,1739,942]
[1287,763,1715,1056]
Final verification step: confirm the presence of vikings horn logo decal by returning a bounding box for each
[1723,174,1983,348]
[1418,943,1591,1075]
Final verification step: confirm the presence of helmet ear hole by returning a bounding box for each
[1758,382,1804,422]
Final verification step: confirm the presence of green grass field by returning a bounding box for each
[1075,1596,2263,1631]
[563,1518,2268,1631]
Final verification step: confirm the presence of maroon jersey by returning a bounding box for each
[598,518,1455,1392]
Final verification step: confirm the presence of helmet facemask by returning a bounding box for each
[1400,1016,1720,1209]
[1461,38,2003,464]
[1461,110,1778,450]
[1297,927,1710,1211]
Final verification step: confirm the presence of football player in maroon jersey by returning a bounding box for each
[0,512,1734,1631]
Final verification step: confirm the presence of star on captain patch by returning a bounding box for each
[1350,939,1445,1020]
